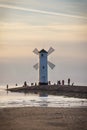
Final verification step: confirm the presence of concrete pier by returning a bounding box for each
[8,85,87,94]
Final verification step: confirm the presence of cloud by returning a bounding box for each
[0,4,87,20]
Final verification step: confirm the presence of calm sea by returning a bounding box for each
[0,85,87,108]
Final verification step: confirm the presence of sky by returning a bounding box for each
[0,0,87,86]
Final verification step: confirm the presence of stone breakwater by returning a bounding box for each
[7,85,87,98]
[8,85,87,93]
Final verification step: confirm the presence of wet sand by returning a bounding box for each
[0,107,87,130]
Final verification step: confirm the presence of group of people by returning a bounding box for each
[57,78,74,86]
[6,78,74,90]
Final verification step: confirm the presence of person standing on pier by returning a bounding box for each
[62,80,64,85]
[68,78,70,86]
[6,84,8,90]
[24,81,27,87]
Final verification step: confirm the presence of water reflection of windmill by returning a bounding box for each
[33,47,55,85]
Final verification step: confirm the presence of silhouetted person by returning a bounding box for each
[6,84,8,90]
[24,81,27,87]
[59,81,61,85]
[31,83,33,86]
[15,84,18,86]
[48,81,51,85]
[57,80,61,85]
[62,80,64,85]
[68,78,70,85]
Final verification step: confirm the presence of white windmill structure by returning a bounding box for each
[33,47,55,85]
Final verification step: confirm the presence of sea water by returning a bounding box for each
[0,85,87,108]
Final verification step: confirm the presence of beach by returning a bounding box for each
[0,107,87,130]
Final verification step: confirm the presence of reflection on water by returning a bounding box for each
[0,86,87,108]
[39,92,48,97]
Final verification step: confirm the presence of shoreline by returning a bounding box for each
[0,107,87,130]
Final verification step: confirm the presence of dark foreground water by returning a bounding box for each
[0,85,87,108]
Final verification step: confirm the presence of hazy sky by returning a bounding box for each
[0,0,87,86]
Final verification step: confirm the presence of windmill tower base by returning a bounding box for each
[39,82,48,85]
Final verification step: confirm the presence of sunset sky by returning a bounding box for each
[0,0,87,85]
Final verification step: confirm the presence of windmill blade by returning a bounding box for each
[33,63,39,70]
[33,48,39,55]
[48,47,55,55]
[48,61,55,69]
